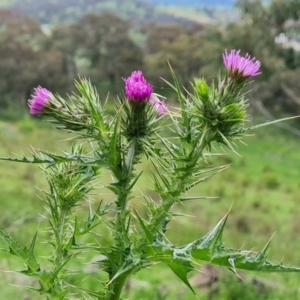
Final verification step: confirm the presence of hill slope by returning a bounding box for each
[146,0,236,8]
[0,0,237,25]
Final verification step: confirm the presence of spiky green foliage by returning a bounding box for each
[0,66,299,300]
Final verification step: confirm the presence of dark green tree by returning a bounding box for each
[0,9,71,108]
[143,24,211,88]
[76,13,143,89]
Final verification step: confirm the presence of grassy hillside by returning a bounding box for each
[0,0,238,25]
[156,5,239,25]
[0,114,300,299]
[0,0,236,9]
[147,0,236,8]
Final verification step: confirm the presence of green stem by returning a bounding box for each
[126,138,136,176]
[56,208,67,267]
[107,138,138,300]
[115,138,137,244]
[106,272,131,300]
[148,174,190,233]
[149,131,210,234]
[50,207,68,296]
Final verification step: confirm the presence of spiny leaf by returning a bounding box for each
[232,115,300,136]
[190,214,300,272]
[179,196,217,202]
[0,229,40,273]
[133,209,154,245]
[146,213,300,295]
[150,158,171,189]
[78,287,106,299]
[167,259,195,294]
[126,170,143,192]
[193,164,231,177]
[158,136,180,159]
[51,255,73,279]
[108,115,122,171]
[0,152,107,167]
[0,155,55,164]
[148,241,195,294]
[75,202,107,237]
[28,232,38,257]
[185,166,229,192]
[144,142,170,170]
[192,213,229,259]
[42,152,107,167]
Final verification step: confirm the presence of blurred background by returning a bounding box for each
[1,0,300,299]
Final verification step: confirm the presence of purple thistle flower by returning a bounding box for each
[150,94,168,115]
[28,86,52,115]
[124,70,153,102]
[223,49,261,79]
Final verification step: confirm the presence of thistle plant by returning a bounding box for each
[1,50,300,300]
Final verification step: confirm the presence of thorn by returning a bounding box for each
[260,231,276,257]
[226,202,234,215]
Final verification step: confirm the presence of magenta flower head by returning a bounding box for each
[150,94,168,115]
[124,70,153,102]
[28,86,52,115]
[223,49,261,79]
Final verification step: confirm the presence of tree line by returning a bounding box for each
[1,0,300,115]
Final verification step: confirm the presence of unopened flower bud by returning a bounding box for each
[193,78,209,103]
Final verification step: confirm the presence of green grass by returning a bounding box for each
[0,116,300,299]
